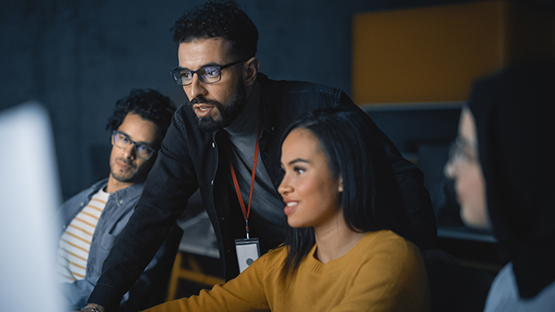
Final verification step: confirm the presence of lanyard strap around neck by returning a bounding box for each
[229,121,263,239]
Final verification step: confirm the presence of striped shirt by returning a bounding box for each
[56,187,109,282]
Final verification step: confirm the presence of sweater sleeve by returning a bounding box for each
[142,247,287,312]
[330,237,430,312]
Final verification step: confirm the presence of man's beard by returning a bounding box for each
[109,157,154,184]
[189,80,246,132]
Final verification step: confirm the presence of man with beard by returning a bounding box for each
[55,89,180,312]
[82,2,437,311]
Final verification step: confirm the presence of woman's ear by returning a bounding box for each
[243,57,259,87]
[338,177,343,192]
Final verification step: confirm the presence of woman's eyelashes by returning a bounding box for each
[280,164,307,176]
[294,166,306,175]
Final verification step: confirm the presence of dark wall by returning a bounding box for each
[0,0,476,199]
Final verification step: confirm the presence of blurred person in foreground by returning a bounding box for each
[55,89,180,311]
[445,61,555,311]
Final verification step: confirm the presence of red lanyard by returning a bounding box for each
[229,121,263,239]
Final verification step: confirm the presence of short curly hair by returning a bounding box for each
[106,89,175,148]
[171,0,258,59]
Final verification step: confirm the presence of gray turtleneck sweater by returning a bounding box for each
[224,81,286,240]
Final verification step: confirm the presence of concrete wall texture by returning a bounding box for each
[0,0,471,199]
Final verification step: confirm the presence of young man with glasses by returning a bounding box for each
[56,89,180,312]
[83,2,438,311]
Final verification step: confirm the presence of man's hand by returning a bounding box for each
[74,303,106,312]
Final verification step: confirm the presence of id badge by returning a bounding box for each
[235,238,260,273]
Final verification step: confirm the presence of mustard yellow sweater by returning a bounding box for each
[145,230,429,312]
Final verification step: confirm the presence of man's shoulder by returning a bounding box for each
[257,73,356,123]
[258,73,341,97]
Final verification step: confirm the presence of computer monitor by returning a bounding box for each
[0,101,66,311]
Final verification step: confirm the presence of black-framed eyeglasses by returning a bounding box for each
[111,131,157,160]
[170,59,249,86]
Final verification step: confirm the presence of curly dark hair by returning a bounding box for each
[106,89,175,148]
[171,0,258,59]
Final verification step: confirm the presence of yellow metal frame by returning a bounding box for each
[166,252,225,302]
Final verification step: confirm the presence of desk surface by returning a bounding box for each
[438,225,497,243]
[179,211,220,259]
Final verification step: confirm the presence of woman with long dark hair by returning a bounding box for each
[145,109,429,311]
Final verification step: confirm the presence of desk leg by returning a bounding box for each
[166,252,183,302]
[166,252,226,302]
